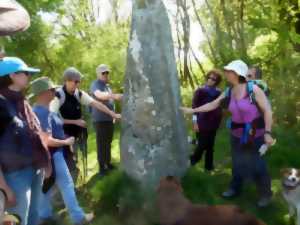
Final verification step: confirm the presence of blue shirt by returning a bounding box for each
[90,80,114,122]
[33,105,65,150]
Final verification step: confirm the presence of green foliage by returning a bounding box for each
[1,0,129,94]
[194,0,300,126]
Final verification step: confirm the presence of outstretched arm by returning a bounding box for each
[181,92,225,114]
[94,90,123,101]
[90,100,121,120]
[80,91,121,119]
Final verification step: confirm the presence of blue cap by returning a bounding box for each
[0,57,40,77]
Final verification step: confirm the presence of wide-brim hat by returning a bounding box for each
[28,76,57,99]
[224,59,248,78]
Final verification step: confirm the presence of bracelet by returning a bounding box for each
[264,131,272,135]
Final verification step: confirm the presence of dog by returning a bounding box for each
[156,176,267,225]
[282,168,300,225]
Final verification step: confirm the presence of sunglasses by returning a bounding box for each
[102,71,109,75]
[16,71,31,76]
[207,76,217,82]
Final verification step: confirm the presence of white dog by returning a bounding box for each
[282,168,300,225]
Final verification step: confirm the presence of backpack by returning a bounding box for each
[222,80,269,109]
[55,87,82,108]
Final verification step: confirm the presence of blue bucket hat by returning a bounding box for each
[0,57,40,77]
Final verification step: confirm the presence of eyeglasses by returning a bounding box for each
[207,76,217,82]
[102,71,109,75]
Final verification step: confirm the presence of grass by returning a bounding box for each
[58,124,300,225]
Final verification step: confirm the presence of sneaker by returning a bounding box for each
[257,197,271,207]
[222,189,238,198]
[75,213,94,225]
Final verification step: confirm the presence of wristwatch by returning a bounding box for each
[264,130,272,135]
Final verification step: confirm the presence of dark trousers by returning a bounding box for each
[229,135,272,198]
[190,130,217,171]
[94,121,114,171]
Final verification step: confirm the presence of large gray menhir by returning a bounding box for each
[121,0,189,188]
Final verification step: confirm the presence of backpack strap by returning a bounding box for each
[74,89,82,102]
[55,87,66,108]
[247,81,256,104]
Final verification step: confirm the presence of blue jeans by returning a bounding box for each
[39,151,85,223]
[229,135,272,198]
[4,167,43,225]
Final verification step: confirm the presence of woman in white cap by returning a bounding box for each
[0,57,51,225]
[181,59,275,207]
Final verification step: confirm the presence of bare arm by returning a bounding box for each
[39,131,75,148]
[90,100,121,119]
[254,86,272,131]
[253,86,274,145]
[63,119,85,126]
[181,92,225,114]
[0,167,16,207]
[46,136,74,148]
[94,90,112,101]
[94,90,123,101]
[0,167,8,193]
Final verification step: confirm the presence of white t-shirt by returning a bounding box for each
[50,89,94,113]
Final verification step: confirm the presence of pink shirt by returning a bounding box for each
[228,92,264,138]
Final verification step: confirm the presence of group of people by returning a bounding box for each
[0,56,122,225]
[182,59,275,208]
[0,55,275,225]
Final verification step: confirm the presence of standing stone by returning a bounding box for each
[0,0,30,36]
[121,0,189,188]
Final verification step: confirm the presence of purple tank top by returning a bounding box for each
[228,92,264,138]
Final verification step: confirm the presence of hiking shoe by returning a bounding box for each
[222,189,238,198]
[75,213,94,225]
[257,197,271,207]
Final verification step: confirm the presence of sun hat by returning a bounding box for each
[224,60,248,78]
[28,76,57,98]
